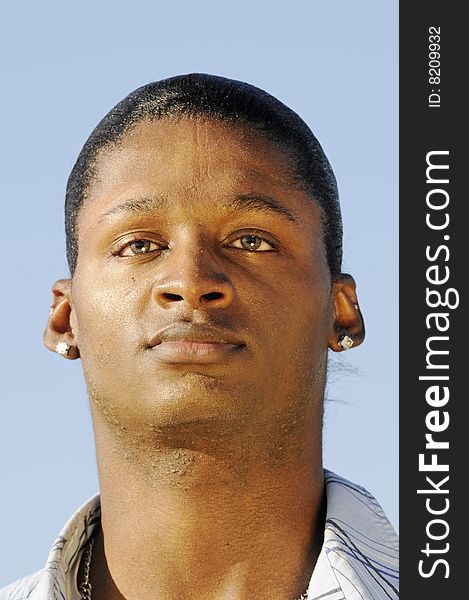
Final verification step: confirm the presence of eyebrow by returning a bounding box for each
[229,194,299,223]
[97,193,300,224]
[97,195,168,223]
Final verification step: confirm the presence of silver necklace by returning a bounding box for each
[79,536,309,600]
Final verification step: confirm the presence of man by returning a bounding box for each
[1,74,398,600]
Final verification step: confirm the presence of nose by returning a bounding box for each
[153,240,236,310]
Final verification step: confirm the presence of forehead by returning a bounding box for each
[79,117,321,227]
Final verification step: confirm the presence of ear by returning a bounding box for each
[328,273,365,352]
[43,279,80,360]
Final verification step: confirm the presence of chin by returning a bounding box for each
[115,374,254,434]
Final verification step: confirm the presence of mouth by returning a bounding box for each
[147,323,246,365]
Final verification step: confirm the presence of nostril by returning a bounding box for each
[162,293,184,301]
[202,292,223,302]
[157,289,229,307]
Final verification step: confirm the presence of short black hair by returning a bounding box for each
[65,73,342,276]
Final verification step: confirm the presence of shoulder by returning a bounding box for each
[0,493,101,600]
[0,572,42,600]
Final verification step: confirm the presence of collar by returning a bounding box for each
[309,471,398,599]
[0,470,398,600]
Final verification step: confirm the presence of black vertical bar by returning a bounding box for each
[400,3,465,597]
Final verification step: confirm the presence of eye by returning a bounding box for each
[230,234,275,252]
[118,239,162,257]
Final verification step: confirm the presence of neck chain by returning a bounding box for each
[78,536,94,600]
[78,536,309,600]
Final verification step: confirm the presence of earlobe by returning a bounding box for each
[43,279,80,359]
[328,273,365,352]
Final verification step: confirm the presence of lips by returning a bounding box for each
[147,323,246,364]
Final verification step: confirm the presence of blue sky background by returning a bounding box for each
[0,1,398,585]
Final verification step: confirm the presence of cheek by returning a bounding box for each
[71,270,146,356]
[247,262,332,361]
[71,278,150,406]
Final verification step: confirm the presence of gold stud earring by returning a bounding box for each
[338,334,354,350]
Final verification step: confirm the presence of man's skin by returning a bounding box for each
[44,117,364,600]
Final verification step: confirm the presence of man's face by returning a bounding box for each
[67,118,335,442]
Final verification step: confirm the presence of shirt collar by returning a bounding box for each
[308,470,399,599]
[2,471,398,600]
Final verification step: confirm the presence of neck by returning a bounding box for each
[87,408,325,600]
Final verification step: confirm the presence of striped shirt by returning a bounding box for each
[0,470,398,599]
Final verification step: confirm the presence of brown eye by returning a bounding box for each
[119,239,160,256]
[231,234,274,252]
